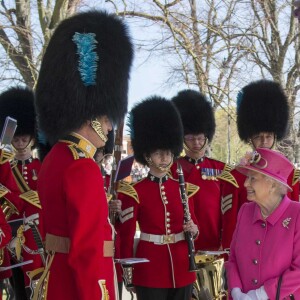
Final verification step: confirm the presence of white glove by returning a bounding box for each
[247,287,268,300]
[231,288,252,300]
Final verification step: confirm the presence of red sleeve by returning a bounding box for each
[117,192,138,260]
[64,159,114,300]
[221,180,247,250]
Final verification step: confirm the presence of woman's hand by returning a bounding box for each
[183,220,198,236]
[231,288,251,300]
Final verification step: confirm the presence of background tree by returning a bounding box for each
[99,0,300,162]
[0,0,81,89]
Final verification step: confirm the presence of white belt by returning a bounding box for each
[140,232,185,245]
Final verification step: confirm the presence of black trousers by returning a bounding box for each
[136,284,193,300]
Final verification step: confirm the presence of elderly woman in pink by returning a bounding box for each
[226,148,300,300]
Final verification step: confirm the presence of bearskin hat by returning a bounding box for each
[171,89,215,141]
[0,86,35,137]
[35,10,134,144]
[237,80,289,142]
[129,96,183,165]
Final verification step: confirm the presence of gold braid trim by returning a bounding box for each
[217,164,239,188]
[292,168,300,186]
[0,149,14,165]
[117,181,139,204]
[186,182,199,198]
[20,190,41,209]
[67,144,90,160]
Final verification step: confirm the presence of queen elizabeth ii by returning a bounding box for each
[226,148,300,300]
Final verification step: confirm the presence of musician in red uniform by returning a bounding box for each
[170,90,226,251]
[117,96,199,300]
[34,11,133,300]
[0,86,44,299]
[219,80,299,250]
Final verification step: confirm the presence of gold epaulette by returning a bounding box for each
[0,149,14,165]
[68,144,89,160]
[117,181,139,204]
[217,164,239,188]
[0,184,9,199]
[20,190,41,209]
[293,168,300,186]
[186,183,199,199]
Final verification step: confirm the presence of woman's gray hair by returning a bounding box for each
[265,176,288,196]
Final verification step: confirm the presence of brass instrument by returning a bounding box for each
[193,251,228,300]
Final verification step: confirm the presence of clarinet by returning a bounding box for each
[177,163,198,272]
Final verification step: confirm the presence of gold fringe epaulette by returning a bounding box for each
[20,190,41,209]
[0,184,9,199]
[292,168,300,186]
[186,183,199,199]
[68,144,89,160]
[117,181,139,204]
[217,164,239,188]
[0,149,14,165]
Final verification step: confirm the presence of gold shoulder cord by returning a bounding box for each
[117,181,139,204]
[0,149,14,165]
[217,164,239,188]
[186,182,199,199]
[292,168,300,186]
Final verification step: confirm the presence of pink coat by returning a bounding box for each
[226,196,300,299]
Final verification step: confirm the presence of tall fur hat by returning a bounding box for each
[35,10,134,144]
[128,96,183,165]
[0,86,35,137]
[237,80,289,142]
[171,89,215,141]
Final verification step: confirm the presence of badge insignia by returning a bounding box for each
[282,217,291,229]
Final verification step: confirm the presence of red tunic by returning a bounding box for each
[171,156,225,251]
[38,136,117,300]
[117,175,198,288]
[220,167,300,250]
[11,157,44,287]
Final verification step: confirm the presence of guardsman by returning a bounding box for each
[170,89,226,251]
[218,79,299,250]
[0,86,44,299]
[34,11,133,300]
[117,96,199,300]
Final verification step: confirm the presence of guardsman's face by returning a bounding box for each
[150,150,173,168]
[12,134,32,151]
[184,133,207,156]
[250,132,275,149]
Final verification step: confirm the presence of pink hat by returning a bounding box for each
[236,148,293,191]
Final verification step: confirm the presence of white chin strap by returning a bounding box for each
[183,137,208,154]
[91,119,108,143]
[145,155,174,172]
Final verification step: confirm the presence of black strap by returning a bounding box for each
[276,275,282,300]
